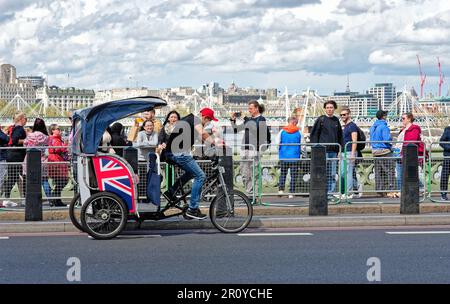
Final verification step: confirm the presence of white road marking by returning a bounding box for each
[238,233,313,237]
[117,235,162,239]
[0,237,10,240]
[386,231,450,235]
[88,235,162,239]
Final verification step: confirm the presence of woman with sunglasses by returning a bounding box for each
[394,113,425,197]
[47,124,69,207]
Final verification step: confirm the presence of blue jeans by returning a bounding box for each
[340,152,354,194]
[42,178,52,199]
[326,152,337,193]
[396,161,402,190]
[166,153,206,210]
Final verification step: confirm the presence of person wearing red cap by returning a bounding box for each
[199,108,219,142]
[199,107,219,122]
[199,107,224,157]
[158,108,219,220]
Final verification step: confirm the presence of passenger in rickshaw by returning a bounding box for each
[158,108,220,220]
[98,128,114,154]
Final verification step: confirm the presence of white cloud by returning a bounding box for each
[0,0,450,94]
[369,50,396,65]
[337,0,393,15]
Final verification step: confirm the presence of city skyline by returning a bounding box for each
[0,61,440,99]
[1,1,450,95]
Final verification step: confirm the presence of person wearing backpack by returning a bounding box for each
[1,112,27,200]
[370,110,396,198]
[393,112,425,197]
[309,100,343,194]
[0,127,9,206]
[339,107,360,199]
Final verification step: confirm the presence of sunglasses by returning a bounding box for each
[340,113,348,117]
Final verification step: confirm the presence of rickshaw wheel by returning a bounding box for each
[69,194,85,232]
[80,192,128,240]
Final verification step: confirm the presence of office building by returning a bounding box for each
[0,64,17,84]
[368,83,396,110]
[37,86,95,113]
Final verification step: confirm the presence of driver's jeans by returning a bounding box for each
[166,152,206,210]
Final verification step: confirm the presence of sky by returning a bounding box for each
[1,0,450,95]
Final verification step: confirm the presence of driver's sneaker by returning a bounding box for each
[185,208,207,220]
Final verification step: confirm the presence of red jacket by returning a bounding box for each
[401,124,425,159]
[48,135,68,178]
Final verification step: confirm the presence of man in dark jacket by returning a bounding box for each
[439,126,450,200]
[309,100,343,194]
[230,100,271,195]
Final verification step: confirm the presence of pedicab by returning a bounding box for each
[69,96,253,240]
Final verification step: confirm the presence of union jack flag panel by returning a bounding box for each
[93,156,136,213]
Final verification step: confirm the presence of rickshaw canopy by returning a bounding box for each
[72,96,167,155]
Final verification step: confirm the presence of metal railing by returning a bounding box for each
[0,146,74,204]
[342,141,427,203]
[257,143,341,205]
[2,141,450,208]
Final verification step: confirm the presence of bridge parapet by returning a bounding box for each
[0,115,447,129]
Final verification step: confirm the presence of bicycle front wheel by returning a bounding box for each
[209,190,252,233]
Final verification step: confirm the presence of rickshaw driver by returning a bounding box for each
[158,108,220,220]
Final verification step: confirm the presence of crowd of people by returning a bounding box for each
[0,112,69,207]
[2,99,450,210]
[275,101,437,200]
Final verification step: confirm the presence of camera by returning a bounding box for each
[234,112,241,118]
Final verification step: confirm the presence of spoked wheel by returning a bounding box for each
[80,192,128,240]
[210,190,253,233]
[202,182,219,203]
[69,194,84,232]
